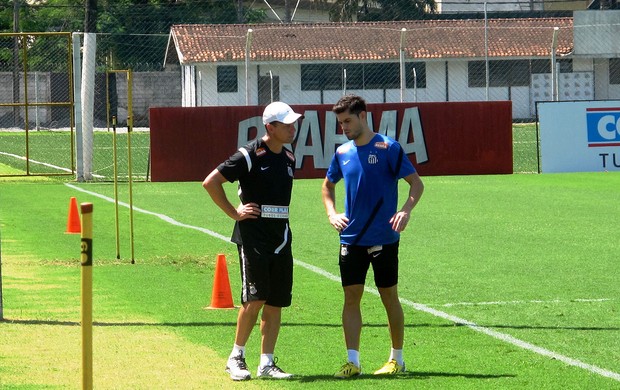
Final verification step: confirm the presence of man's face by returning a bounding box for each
[336,110,364,141]
[269,121,297,144]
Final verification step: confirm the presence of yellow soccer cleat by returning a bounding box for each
[334,362,361,379]
[373,359,406,375]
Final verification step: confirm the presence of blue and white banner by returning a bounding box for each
[538,100,620,173]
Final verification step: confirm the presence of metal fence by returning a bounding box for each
[1,5,619,180]
[166,18,620,117]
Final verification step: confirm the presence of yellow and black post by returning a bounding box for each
[80,203,93,390]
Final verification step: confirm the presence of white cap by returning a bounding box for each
[262,102,303,125]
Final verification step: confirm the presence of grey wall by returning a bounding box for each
[0,70,182,129]
[574,10,620,57]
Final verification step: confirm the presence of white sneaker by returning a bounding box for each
[256,358,293,379]
[225,353,251,381]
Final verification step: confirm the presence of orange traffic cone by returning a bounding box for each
[65,197,81,234]
[207,254,235,309]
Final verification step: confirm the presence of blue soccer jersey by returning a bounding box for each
[326,133,416,246]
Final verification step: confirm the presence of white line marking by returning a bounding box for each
[64,183,229,242]
[64,183,620,382]
[0,151,72,173]
[0,152,106,178]
[434,298,611,307]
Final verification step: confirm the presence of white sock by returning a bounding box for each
[259,353,274,368]
[230,344,245,359]
[347,349,360,367]
[389,348,404,366]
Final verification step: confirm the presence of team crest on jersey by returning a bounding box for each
[368,153,379,164]
[286,150,295,161]
[374,142,388,149]
[256,148,266,157]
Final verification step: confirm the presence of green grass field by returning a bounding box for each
[1,125,619,389]
[1,174,619,389]
[0,130,151,180]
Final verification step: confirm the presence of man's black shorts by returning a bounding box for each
[338,241,399,288]
[237,244,293,307]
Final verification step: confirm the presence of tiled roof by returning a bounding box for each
[167,18,573,65]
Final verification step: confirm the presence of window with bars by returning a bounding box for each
[469,59,573,87]
[217,65,238,93]
[301,62,426,91]
[406,62,426,89]
[610,58,620,85]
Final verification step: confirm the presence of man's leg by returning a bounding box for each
[373,285,406,375]
[226,300,264,380]
[260,304,281,354]
[335,244,368,379]
[334,284,365,378]
[256,304,293,378]
[234,300,265,346]
[378,285,404,349]
[342,284,364,351]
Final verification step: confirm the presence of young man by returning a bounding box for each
[203,101,302,381]
[321,94,424,378]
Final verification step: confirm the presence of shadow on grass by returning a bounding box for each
[282,371,516,383]
[2,318,619,332]
[0,318,238,327]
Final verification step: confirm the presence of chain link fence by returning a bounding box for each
[0,32,75,177]
[1,3,619,179]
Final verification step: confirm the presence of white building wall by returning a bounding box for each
[447,61,470,101]
[182,66,196,107]
[423,61,447,102]
[187,58,619,119]
[603,58,620,99]
[299,90,322,104]
[573,58,593,72]
[594,58,610,100]
[259,63,301,103]
[438,0,543,13]
[511,86,530,118]
[592,58,620,100]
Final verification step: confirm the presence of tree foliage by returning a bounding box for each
[329,0,437,22]
[0,0,266,70]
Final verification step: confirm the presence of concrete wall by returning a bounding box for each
[0,70,181,129]
[574,10,620,57]
[114,71,182,127]
[0,72,54,128]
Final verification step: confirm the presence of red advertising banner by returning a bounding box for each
[149,101,512,182]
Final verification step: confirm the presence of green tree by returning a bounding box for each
[329,0,436,22]
[16,0,82,32]
[0,0,14,31]
[96,0,240,69]
[0,0,15,71]
[0,0,266,70]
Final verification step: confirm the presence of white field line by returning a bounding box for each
[64,183,620,383]
[434,298,611,307]
[65,183,229,242]
[0,151,105,179]
[0,151,72,173]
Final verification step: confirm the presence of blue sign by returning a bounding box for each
[586,109,620,147]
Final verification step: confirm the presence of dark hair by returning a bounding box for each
[332,94,366,116]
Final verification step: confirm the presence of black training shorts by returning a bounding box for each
[338,241,400,288]
[237,244,293,307]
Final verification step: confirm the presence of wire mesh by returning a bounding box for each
[1,3,619,178]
